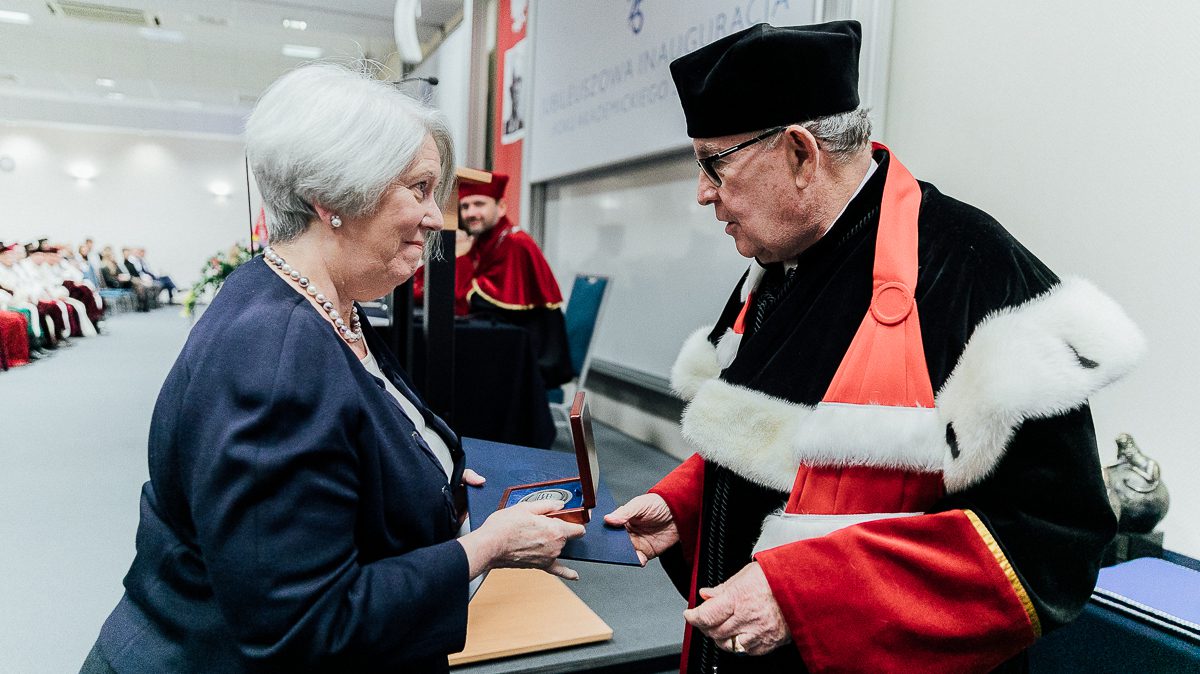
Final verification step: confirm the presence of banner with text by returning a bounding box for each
[528,0,818,182]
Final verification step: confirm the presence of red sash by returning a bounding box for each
[792,144,942,515]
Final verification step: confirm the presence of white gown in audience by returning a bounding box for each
[0,262,51,336]
[57,258,104,313]
[4,255,96,338]
[28,256,98,336]
[0,287,43,342]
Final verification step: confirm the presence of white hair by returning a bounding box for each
[804,108,873,162]
[765,108,873,164]
[246,62,455,244]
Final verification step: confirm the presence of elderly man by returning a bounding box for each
[606,21,1144,673]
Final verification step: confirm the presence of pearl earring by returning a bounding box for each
[330,215,342,228]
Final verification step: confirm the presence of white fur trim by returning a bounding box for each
[938,277,1146,492]
[682,384,945,490]
[741,263,766,302]
[668,266,760,399]
[679,277,1144,495]
[714,327,741,370]
[753,510,921,555]
[682,380,808,491]
[794,403,944,471]
[670,326,719,401]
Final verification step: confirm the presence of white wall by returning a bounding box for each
[411,15,472,168]
[0,122,251,289]
[886,1,1200,556]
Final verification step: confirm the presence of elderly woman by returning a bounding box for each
[82,63,584,673]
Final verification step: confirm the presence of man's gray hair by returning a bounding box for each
[246,62,455,244]
[767,108,872,163]
[803,108,872,161]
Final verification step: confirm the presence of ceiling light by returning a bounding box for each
[281,44,322,59]
[282,19,307,30]
[208,181,232,197]
[68,162,97,181]
[105,92,126,100]
[0,10,32,25]
[95,78,116,88]
[139,27,186,43]
[175,99,203,109]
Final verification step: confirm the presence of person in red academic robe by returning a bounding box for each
[605,22,1143,673]
[455,173,573,388]
[0,310,31,367]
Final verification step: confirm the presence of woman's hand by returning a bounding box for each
[603,493,679,565]
[458,501,586,581]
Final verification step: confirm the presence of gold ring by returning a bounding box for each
[730,634,746,653]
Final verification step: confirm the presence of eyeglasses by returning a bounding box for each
[696,126,786,187]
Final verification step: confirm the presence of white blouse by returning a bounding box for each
[358,343,482,598]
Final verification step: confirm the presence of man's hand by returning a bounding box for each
[603,493,679,565]
[683,562,791,656]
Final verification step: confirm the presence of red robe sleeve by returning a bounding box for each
[755,508,1039,673]
[648,453,706,570]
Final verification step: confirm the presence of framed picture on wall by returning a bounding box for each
[501,37,528,145]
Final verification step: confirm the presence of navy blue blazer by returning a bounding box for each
[95,257,470,672]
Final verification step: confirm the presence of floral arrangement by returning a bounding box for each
[182,243,255,316]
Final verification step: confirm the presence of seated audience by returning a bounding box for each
[1,243,73,345]
[76,239,103,288]
[125,246,176,304]
[26,245,98,336]
[111,247,152,311]
[43,244,104,328]
[0,236,132,360]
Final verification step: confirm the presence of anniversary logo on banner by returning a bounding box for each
[528,0,818,182]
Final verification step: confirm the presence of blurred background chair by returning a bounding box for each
[97,288,136,315]
[548,274,610,427]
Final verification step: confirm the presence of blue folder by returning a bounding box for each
[1093,557,1200,641]
[464,437,641,566]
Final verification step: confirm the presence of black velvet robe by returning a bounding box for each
[663,148,1119,673]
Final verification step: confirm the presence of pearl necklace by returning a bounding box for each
[264,246,362,344]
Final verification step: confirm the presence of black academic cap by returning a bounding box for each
[670,21,862,139]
